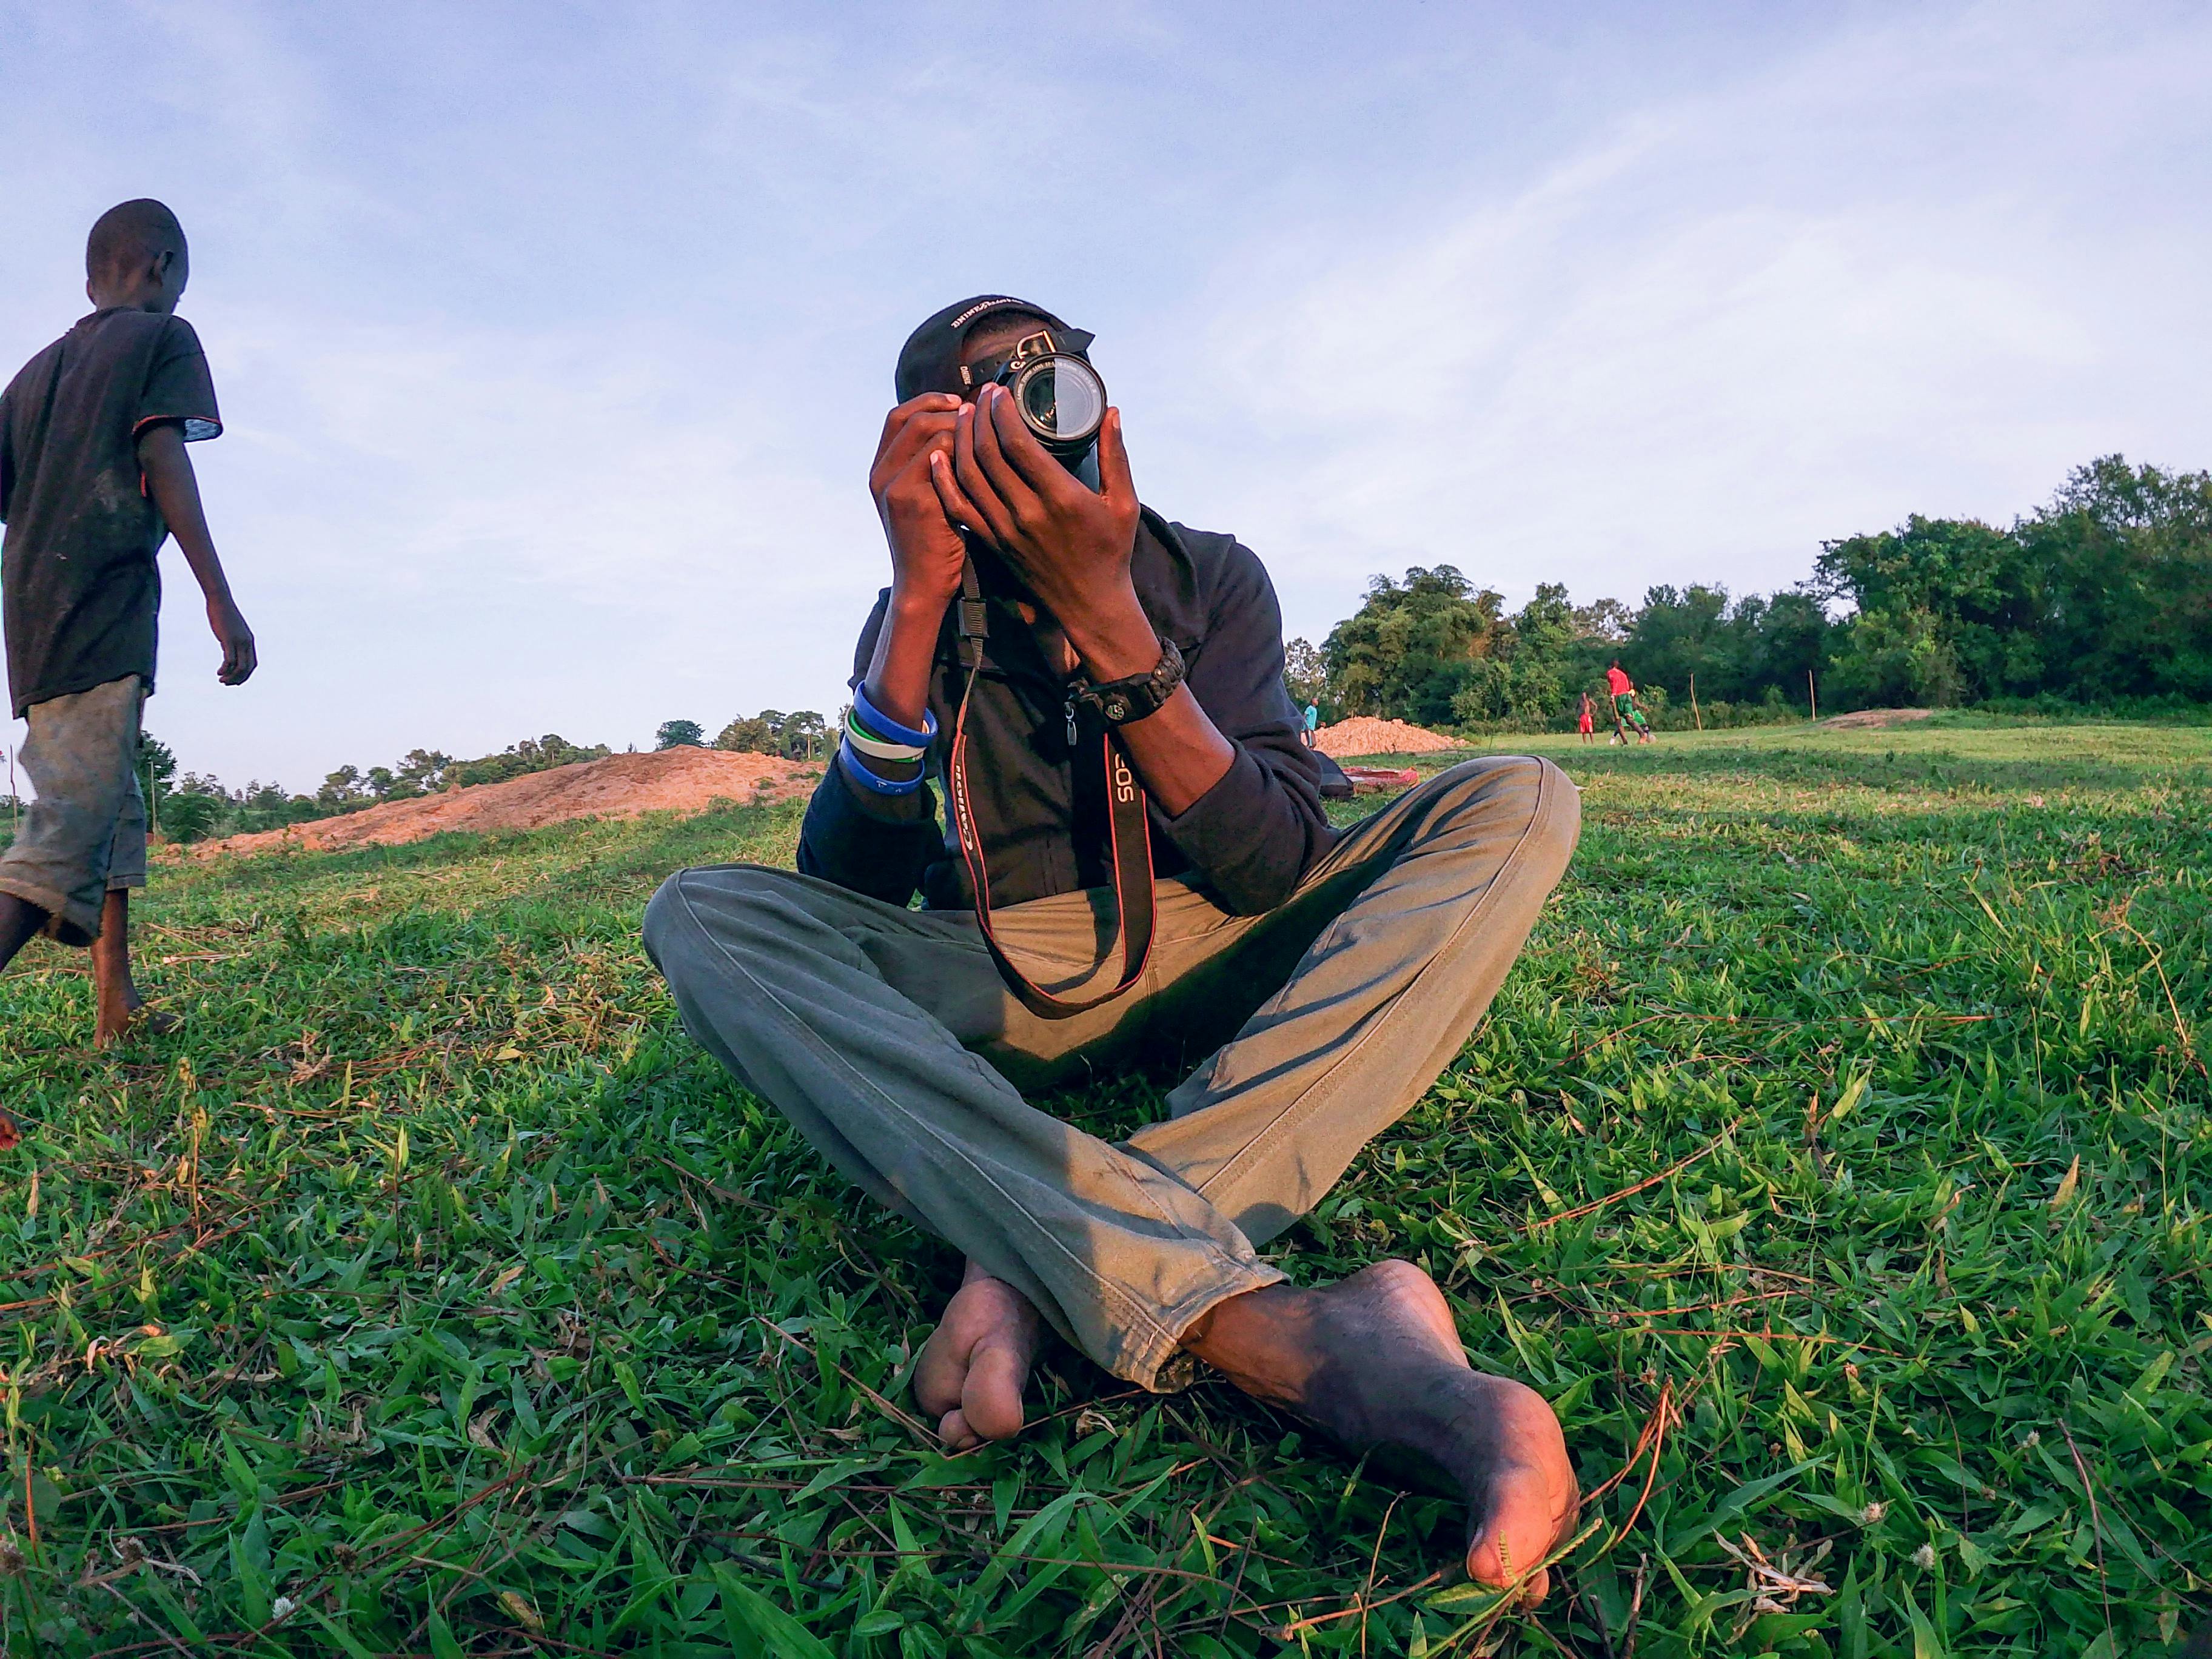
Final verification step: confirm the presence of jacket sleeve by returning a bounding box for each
[1154,539,1334,914]
[794,591,945,906]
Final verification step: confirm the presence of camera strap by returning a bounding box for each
[947,557,1157,1021]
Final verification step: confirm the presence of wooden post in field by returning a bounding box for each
[1807,669,1818,722]
[1690,672,1703,731]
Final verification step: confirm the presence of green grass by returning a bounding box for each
[2,714,2209,1656]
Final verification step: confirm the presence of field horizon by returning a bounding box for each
[2,714,2207,1655]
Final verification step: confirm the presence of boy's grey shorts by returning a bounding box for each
[0,674,148,946]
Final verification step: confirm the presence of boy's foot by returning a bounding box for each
[1183,1260,1578,1603]
[914,1264,1041,1450]
[94,996,178,1047]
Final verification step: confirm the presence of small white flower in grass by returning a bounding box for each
[1858,1501,1886,1525]
[270,1595,297,1622]
[1912,1544,1936,1570]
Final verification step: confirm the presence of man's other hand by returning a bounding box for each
[871,394,968,604]
[937,386,1144,651]
[209,595,256,684]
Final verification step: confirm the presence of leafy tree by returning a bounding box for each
[715,713,782,755]
[655,719,706,750]
[1572,597,1634,642]
[138,732,178,797]
[317,765,366,809]
[1624,583,1734,702]
[1452,657,1564,723]
[2012,456,2212,702]
[780,711,827,760]
[158,789,223,843]
[1282,638,1328,716]
[1509,584,1580,662]
[1825,607,1964,708]
[1322,565,1504,727]
[397,748,452,794]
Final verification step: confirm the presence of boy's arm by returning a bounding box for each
[136,421,256,685]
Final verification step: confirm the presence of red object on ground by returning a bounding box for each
[1339,765,1420,792]
[0,1110,19,1151]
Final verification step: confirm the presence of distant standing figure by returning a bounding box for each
[0,199,258,1048]
[1576,691,1595,744]
[1604,660,1652,744]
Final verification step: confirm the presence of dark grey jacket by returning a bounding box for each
[797,510,1333,916]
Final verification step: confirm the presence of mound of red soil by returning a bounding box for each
[1313,716,1463,757]
[181,748,820,859]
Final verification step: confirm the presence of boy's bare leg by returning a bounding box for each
[0,894,45,971]
[92,890,174,1044]
[914,1261,1042,1449]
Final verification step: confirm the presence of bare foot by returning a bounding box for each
[95,995,176,1047]
[1184,1259,1578,1602]
[913,1262,1041,1451]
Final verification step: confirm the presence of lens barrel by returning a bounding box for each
[1004,355,1107,458]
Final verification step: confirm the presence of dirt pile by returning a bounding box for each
[1313,717,1463,757]
[183,748,820,859]
[1819,708,1933,730]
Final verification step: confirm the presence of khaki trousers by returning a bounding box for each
[643,756,1580,1389]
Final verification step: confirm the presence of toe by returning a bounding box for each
[1466,1459,1577,1604]
[959,1338,1030,1441]
[938,1407,980,1450]
[913,1330,965,1418]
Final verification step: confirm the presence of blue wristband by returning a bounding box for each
[851,682,937,749]
[840,737,925,796]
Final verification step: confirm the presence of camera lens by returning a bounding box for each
[1011,357,1106,452]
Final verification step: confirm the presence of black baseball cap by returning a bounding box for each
[894,294,1081,402]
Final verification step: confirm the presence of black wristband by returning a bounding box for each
[1071,638,1186,726]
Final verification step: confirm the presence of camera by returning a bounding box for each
[959,326,1106,467]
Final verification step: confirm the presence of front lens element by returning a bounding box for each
[1012,357,1106,450]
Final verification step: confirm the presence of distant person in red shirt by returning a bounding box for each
[1604,662,1652,743]
[1576,691,1594,743]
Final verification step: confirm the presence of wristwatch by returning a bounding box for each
[1070,638,1186,727]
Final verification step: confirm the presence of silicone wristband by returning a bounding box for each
[851,682,936,749]
[840,737,925,796]
[845,712,927,762]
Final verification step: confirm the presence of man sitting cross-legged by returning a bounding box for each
[645,296,1583,1599]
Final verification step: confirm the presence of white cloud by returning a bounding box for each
[1153,1,2212,643]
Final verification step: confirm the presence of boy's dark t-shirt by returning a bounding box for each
[0,309,221,717]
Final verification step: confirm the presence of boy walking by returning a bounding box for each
[0,199,256,1046]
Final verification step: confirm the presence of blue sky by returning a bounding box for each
[2,1,2208,791]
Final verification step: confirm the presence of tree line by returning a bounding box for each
[1298,454,2212,731]
[658,709,830,760]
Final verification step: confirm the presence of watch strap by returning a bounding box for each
[1072,637,1185,726]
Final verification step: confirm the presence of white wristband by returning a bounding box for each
[844,724,927,763]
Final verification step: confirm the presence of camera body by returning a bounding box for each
[959,326,1107,471]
